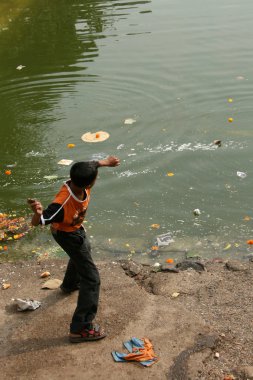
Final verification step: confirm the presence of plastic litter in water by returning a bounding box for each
[16,65,26,70]
[156,232,174,247]
[237,171,247,179]
[124,118,136,125]
[193,209,201,216]
[57,159,73,166]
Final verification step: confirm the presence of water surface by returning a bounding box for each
[1,0,253,263]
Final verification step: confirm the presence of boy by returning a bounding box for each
[27,155,120,342]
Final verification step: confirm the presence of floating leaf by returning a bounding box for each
[247,240,253,245]
[223,243,231,250]
[166,258,174,264]
[167,172,174,177]
[151,246,159,251]
[244,216,251,221]
[16,65,26,70]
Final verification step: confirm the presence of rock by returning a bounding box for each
[225,260,249,272]
[120,260,143,277]
[234,365,253,379]
[161,264,179,273]
[176,260,206,272]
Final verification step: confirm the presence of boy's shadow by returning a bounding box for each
[2,289,77,358]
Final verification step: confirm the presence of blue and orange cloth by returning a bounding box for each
[112,337,158,367]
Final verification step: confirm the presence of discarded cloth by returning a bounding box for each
[13,298,41,311]
[112,337,158,367]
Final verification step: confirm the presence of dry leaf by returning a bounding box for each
[2,283,11,290]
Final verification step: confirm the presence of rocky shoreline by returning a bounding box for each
[1,257,253,379]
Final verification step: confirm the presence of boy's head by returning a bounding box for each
[70,161,98,188]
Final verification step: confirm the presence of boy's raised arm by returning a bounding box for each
[97,156,120,168]
[27,198,43,226]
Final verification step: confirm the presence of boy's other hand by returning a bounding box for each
[98,156,120,167]
[27,198,43,215]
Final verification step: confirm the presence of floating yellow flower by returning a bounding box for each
[228,98,233,103]
[150,224,160,229]
[228,117,233,123]
[167,172,174,177]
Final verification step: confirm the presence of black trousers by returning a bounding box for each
[52,227,100,333]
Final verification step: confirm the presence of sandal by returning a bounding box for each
[69,324,106,343]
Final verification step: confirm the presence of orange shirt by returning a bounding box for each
[49,181,90,232]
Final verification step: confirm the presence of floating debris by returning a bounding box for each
[57,159,73,166]
[43,175,58,181]
[247,240,253,245]
[166,258,174,264]
[237,171,247,179]
[228,117,234,123]
[5,170,11,175]
[81,131,110,143]
[156,232,174,246]
[0,214,31,247]
[16,65,26,70]
[193,209,201,216]
[124,118,136,125]
[223,243,231,250]
[167,172,174,177]
[67,143,75,148]
[213,140,222,147]
[171,292,180,298]
[150,224,160,229]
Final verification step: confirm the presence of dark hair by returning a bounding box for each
[70,161,98,188]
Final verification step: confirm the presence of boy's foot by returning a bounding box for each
[60,284,80,294]
[69,324,106,343]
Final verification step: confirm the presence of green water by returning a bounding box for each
[1,0,253,263]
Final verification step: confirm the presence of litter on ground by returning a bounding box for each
[112,337,158,367]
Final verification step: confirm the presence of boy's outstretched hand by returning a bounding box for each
[98,156,120,167]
